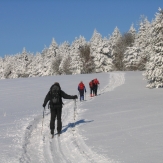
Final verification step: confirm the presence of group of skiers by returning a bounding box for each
[42,78,100,137]
[78,78,100,101]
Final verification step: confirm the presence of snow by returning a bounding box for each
[0,71,163,163]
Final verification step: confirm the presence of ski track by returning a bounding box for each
[20,72,125,163]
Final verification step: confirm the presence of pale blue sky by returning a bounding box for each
[0,0,162,57]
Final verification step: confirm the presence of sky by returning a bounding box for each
[1,71,163,163]
[0,0,163,57]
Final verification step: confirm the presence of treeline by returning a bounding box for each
[0,8,163,88]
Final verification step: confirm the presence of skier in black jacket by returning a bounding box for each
[42,82,78,136]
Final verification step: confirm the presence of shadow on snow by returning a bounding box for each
[61,119,94,134]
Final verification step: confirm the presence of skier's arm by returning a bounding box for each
[43,91,51,107]
[61,90,77,99]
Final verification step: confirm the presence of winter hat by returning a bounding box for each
[54,82,60,86]
[53,82,61,90]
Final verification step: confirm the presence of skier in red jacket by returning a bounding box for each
[78,81,86,101]
[93,78,100,96]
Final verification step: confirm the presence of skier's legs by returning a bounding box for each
[81,95,84,101]
[56,107,62,133]
[94,85,97,95]
[79,90,84,101]
[79,90,81,101]
[80,95,82,101]
[95,89,97,95]
[50,108,57,134]
[92,87,95,96]
[90,88,94,96]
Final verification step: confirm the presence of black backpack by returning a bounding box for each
[50,84,61,105]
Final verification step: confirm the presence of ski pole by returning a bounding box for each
[99,84,101,95]
[78,91,80,102]
[73,99,77,131]
[41,107,45,135]
[74,99,75,120]
[74,99,77,120]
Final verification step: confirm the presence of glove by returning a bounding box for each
[73,95,78,99]
[42,104,46,108]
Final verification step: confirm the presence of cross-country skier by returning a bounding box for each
[93,78,100,96]
[89,80,95,97]
[78,81,86,101]
[42,82,78,137]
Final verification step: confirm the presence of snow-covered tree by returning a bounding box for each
[51,55,62,75]
[79,44,95,74]
[109,27,122,48]
[41,38,58,76]
[111,27,135,70]
[69,36,86,74]
[124,17,150,70]
[28,52,43,77]
[90,29,114,72]
[2,55,13,79]
[57,42,71,74]
[2,48,33,79]
[60,55,72,75]
[107,27,122,70]
[13,48,33,78]
[144,8,163,88]
[128,24,136,39]
[45,38,58,58]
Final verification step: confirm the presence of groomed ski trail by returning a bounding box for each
[20,72,125,163]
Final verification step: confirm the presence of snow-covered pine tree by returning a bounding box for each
[13,48,33,78]
[107,27,122,71]
[41,38,59,76]
[111,26,136,70]
[28,52,43,77]
[2,55,14,79]
[137,17,151,70]
[2,48,33,79]
[57,42,72,74]
[79,43,95,74]
[51,56,62,75]
[144,8,163,88]
[69,36,86,74]
[109,27,122,51]
[124,17,150,71]
[128,24,136,39]
[61,55,72,75]
[90,29,113,72]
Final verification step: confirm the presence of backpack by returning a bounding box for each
[93,79,99,85]
[50,84,61,105]
[89,81,93,88]
[79,82,84,90]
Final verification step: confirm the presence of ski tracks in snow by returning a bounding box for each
[101,72,125,94]
[20,72,125,163]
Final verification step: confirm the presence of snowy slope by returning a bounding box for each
[0,72,163,163]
